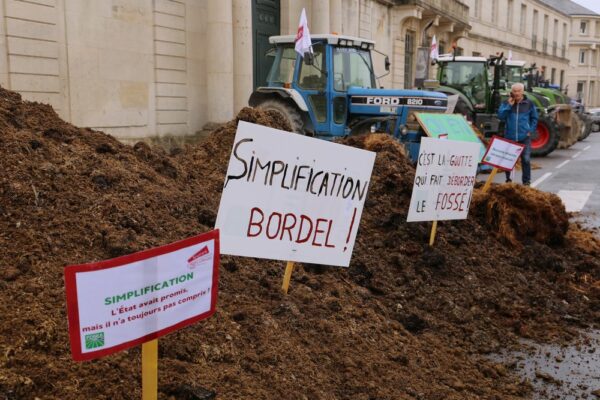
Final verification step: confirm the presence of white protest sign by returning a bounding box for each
[65,230,219,361]
[215,121,375,267]
[407,137,479,222]
[482,135,525,171]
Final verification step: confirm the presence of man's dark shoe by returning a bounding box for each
[523,182,530,186]
[505,179,512,183]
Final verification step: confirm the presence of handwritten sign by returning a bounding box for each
[482,135,525,171]
[65,230,219,361]
[415,113,486,161]
[215,121,375,267]
[407,137,480,222]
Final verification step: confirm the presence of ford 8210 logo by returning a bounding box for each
[365,97,424,105]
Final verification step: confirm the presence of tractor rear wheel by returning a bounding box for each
[256,99,304,134]
[531,115,560,157]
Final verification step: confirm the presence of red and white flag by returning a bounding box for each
[430,35,439,60]
[295,8,312,58]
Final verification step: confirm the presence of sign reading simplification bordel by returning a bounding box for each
[407,137,480,222]
[215,121,376,267]
[64,230,219,361]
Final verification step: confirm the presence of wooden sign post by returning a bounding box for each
[282,261,295,294]
[407,137,480,242]
[480,136,526,192]
[481,167,498,193]
[64,231,220,400]
[215,121,376,286]
[142,340,158,400]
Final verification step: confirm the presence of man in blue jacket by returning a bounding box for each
[497,83,538,186]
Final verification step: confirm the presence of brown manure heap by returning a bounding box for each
[0,87,598,399]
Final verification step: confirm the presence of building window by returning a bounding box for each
[576,81,585,101]
[507,0,513,30]
[596,21,600,38]
[592,50,598,66]
[580,21,588,35]
[560,70,565,89]
[562,23,568,57]
[491,0,497,24]
[579,49,587,64]
[520,5,527,34]
[472,51,482,57]
[532,10,539,49]
[404,30,415,89]
[551,68,556,84]
[439,41,446,55]
[589,81,595,105]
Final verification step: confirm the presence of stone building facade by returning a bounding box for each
[539,0,600,106]
[461,0,571,91]
[0,0,596,140]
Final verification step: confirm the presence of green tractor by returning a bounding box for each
[435,55,560,156]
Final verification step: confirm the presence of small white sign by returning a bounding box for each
[215,121,375,267]
[65,231,219,361]
[482,136,525,171]
[407,137,480,222]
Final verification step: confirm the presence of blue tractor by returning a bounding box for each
[249,34,448,160]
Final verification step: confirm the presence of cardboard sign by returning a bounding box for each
[65,230,219,361]
[415,113,486,161]
[482,135,525,171]
[407,137,480,222]
[215,121,375,267]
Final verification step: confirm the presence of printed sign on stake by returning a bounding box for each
[64,230,220,361]
[481,135,525,171]
[215,121,375,267]
[407,137,480,222]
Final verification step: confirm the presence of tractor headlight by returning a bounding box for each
[339,39,347,46]
[346,40,354,47]
[360,42,369,50]
[400,125,409,136]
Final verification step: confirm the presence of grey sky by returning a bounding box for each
[571,0,600,14]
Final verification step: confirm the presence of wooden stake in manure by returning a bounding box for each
[482,167,498,193]
[282,261,295,294]
[142,340,158,400]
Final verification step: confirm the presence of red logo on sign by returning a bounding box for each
[187,245,211,269]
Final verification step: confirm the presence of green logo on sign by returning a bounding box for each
[85,332,105,349]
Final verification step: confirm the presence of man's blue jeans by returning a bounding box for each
[505,136,531,184]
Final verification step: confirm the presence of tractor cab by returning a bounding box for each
[437,56,491,113]
[249,34,448,161]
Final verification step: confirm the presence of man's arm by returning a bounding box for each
[497,101,512,121]
[529,103,539,136]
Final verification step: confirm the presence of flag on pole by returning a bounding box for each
[430,35,439,61]
[508,50,513,61]
[295,8,312,58]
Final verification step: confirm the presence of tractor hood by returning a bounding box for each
[348,87,448,115]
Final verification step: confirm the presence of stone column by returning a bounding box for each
[233,0,253,114]
[330,0,342,34]
[0,0,10,88]
[312,0,330,34]
[207,0,234,123]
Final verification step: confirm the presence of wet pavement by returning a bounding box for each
[490,330,600,399]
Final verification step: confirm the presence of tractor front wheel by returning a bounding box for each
[531,115,560,157]
[256,99,305,134]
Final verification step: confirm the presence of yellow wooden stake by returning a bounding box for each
[481,167,498,193]
[142,339,158,400]
[429,220,438,246]
[282,261,295,294]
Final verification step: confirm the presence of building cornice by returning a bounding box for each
[468,32,569,63]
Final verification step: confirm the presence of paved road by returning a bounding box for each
[482,132,600,229]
